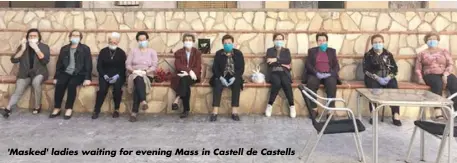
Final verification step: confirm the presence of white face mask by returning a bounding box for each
[108,45,117,50]
[28,38,39,44]
[183,41,193,49]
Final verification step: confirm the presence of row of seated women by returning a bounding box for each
[1,29,456,124]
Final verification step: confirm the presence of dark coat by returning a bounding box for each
[362,48,398,80]
[209,48,245,89]
[302,47,342,85]
[265,47,292,83]
[170,47,202,93]
[54,43,92,80]
[11,42,50,81]
[97,47,127,79]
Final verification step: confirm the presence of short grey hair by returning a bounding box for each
[108,32,120,42]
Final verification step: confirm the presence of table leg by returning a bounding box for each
[447,109,453,163]
[357,93,361,120]
[420,107,425,161]
[372,103,382,163]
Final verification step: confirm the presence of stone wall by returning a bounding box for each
[0,9,456,81]
[0,9,455,117]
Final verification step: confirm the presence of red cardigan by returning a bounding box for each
[170,47,202,92]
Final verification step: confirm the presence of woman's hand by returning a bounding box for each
[266,58,277,64]
[442,74,448,87]
[82,80,91,86]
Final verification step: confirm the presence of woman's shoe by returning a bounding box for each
[231,113,240,121]
[129,114,137,122]
[49,109,61,118]
[309,110,318,119]
[392,118,402,126]
[180,111,189,119]
[172,103,179,110]
[209,114,218,122]
[91,112,99,119]
[141,102,149,111]
[1,107,11,118]
[32,107,41,115]
[112,111,119,118]
[63,109,73,120]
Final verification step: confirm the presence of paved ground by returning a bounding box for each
[0,110,456,163]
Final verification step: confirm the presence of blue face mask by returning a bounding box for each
[319,43,328,52]
[223,43,233,52]
[274,41,284,47]
[70,38,80,44]
[139,40,148,48]
[427,40,438,48]
[372,43,384,50]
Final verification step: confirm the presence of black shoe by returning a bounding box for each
[369,118,373,125]
[112,111,119,118]
[1,107,11,118]
[63,109,73,120]
[180,111,189,118]
[49,109,61,118]
[209,114,217,122]
[32,107,41,115]
[91,112,99,119]
[309,110,318,119]
[231,113,240,121]
[172,103,179,110]
[129,114,137,122]
[392,118,402,126]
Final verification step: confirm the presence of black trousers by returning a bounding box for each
[93,77,125,113]
[306,75,337,108]
[54,73,84,109]
[177,76,195,112]
[212,75,242,107]
[423,74,457,110]
[268,71,294,106]
[364,77,400,115]
[132,76,151,113]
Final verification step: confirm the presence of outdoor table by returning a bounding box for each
[355,88,454,163]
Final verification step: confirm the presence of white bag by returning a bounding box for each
[251,66,265,84]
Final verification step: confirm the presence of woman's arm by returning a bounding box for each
[54,47,65,79]
[212,52,222,79]
[277,49,291,65]
[305,48,317,75]
[330,49,340,77]
[414,52,424,79]
[84,47,93,80]
[235,50,245,78]
[443,49,454,76]
[146,49,158,73]
[37,44,50,65]
[191,50,202,75]
[388,52,398,77]
[125,50,134,73]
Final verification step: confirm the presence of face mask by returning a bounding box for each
[70,38,80,44]
[427,40,438,48]
[319,43,328,52]
[108,45,117,50]
[372,43,384,50]
[28,38,39,44]
[183,41,193,49]
[139,41,148,48]
[274,40,284,47]
[223,43,233,52]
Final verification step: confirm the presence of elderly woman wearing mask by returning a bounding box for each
[170,33,202,119]
[264,33,295,118]
[50,30,92,120]
[125,31,158,122]
[302,32,341,119]
[1,28,50,118]
[363,34,401,126]
[415,33,457,119]
[91,32,127,119]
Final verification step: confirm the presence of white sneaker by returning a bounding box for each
[290,106,296,118]
[265,104,273,117]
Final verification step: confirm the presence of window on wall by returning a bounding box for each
[177,1,237,8]
[115,1,140,6]
[9,1,81,8]
[389,1,427,8]
[290,1,345,8]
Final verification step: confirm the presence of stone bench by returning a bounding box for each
[0,75,431,118]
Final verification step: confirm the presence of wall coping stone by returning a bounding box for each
[1,8,457,12]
